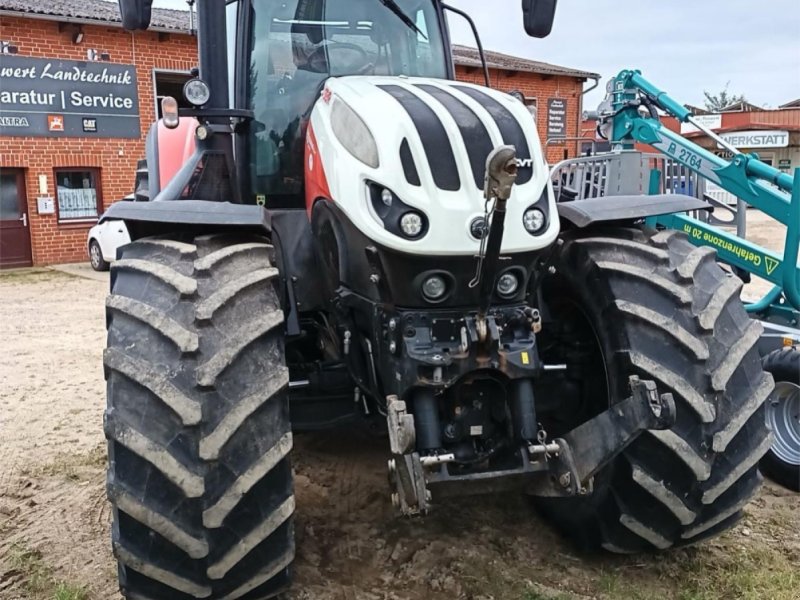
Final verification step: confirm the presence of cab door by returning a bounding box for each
[0,169,33,268]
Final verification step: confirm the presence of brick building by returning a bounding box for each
[0,1,597,267]
[452,45,598,165]
[0,0,196,267]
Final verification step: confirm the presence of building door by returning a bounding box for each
[0,169,32,268]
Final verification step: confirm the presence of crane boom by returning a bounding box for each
[593,69,800,316]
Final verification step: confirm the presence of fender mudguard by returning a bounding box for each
[100,200,270,240]
[557,194,711,228]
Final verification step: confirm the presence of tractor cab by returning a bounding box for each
[243,0,451,207]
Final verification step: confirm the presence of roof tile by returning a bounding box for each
[0,0,191,32]
[452,44,598,80]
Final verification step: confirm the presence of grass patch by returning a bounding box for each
[672,543,798,600]
[583,538,798,600]
[8,542,88,600]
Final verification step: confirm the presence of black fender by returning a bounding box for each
[557,194,710,228]
[100,199,271,240]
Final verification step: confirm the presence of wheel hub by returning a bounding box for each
[766,381,800,466]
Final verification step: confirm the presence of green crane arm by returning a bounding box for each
[601,69,800,315]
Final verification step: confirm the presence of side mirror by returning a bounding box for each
[118,0,153,31]
[522,0,557,38]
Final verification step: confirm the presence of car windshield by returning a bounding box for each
[247,0,447,206]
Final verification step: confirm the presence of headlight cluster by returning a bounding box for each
[368,182,428,240]
[400,212,424,238]
[183,78,210,106]
[523,207,547,235]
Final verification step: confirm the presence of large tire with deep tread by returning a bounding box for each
[104,234,294,599]
[760,348,800,491]
[536,227,773,552]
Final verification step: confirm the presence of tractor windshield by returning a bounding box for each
[247,0,447,206]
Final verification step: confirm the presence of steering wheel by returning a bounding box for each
[306,43,372,75]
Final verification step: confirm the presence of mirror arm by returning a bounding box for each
[442,3,491,88]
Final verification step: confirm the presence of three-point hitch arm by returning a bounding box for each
[592,70,800,317]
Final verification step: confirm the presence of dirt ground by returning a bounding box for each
[1,212,798,600]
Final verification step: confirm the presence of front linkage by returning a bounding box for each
[387,377,676,515]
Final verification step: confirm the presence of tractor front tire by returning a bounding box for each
[104,234,294,599]
[537,227,773,552]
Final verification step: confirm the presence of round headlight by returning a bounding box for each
[183,78,211,106]
[400,212,424,238]
[381,188,393,207]
[497,272,520,297]
[523,208,546,235]
[469,217,487,240]
[422,275,447,300]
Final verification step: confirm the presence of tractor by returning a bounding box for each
[104,1,774,598]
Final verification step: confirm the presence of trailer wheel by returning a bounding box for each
[536,227,773,551]
[104,234,294,599]
[760,348,800,491]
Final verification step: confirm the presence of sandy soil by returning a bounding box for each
[0,232,798,599]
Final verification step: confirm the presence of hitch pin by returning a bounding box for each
[528,442,560,456]
[419,453,456,467]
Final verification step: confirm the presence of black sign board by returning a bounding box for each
[547,98,567,140]
[0,55,140,138]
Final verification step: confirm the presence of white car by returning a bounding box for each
[87,218,130,271]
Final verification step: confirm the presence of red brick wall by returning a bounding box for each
[0,16,197,266]
[455,66,586,164]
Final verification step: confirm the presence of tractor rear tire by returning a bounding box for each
[104,234,294,599]
[536,227,773,552]
[760,348,800,491]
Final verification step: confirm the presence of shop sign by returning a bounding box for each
[0,55,140,138]
[680,114,722,134]
[547,98,567,140]
[718,130,789,149]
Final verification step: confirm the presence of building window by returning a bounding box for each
[55,168,101,221]
[154,70,193,119]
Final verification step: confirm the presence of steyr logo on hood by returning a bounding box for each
[516,158,534,169]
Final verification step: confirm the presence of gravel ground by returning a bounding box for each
[0,212,797,600]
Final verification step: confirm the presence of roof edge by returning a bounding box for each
[0,8,192,34]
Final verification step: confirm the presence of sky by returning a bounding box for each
[151,0,800,110]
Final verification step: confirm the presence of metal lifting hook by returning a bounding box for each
[470,146,518,339]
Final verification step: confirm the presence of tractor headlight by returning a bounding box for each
[400,212,424,238]
[422,275,447,301]
[331,98,380,168]
[496,272,520,297]
[523,207,546,235]
[183,78,211,106]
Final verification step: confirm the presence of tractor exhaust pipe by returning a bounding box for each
[471,146,518,331]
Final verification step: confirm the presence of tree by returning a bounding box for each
[703,82,747,112]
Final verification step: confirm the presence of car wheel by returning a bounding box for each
[89,239,109,271]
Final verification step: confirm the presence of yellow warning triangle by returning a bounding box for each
[765,257,779,276]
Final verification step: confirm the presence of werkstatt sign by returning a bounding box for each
[0,55,140,138]
[718,130,789,149]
